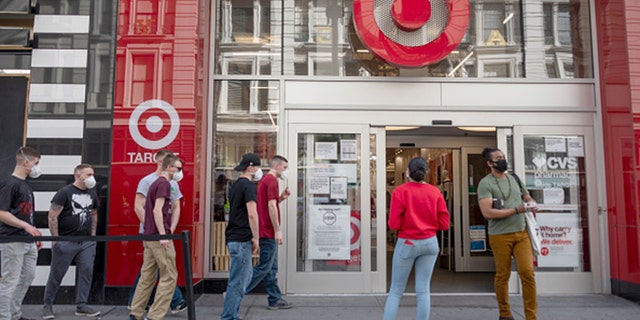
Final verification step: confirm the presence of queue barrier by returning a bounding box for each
[0,231,197,320]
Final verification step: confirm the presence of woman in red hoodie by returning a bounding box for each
[383,157,450,320]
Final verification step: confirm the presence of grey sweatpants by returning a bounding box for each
[43,241,96,308]
[0,242,37,320]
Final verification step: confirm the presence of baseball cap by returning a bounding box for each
[234,153,261,171]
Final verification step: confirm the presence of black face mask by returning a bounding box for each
[492,159,508,172]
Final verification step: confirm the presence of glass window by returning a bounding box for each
[523,135,590,272]
[210,80,279,272]
[214,0,594,78]
[296,133,362,272]
[215,0,281,75]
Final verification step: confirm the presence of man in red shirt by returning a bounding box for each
[245,155,293,310]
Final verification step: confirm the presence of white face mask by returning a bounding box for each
[29,164,42,179]
[280,169,288,180]
[405,169,411,181]
[253,168,264,181]
[84,176,97,189]
[172,169,184,182]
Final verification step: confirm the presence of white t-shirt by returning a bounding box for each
[136,172,183,233]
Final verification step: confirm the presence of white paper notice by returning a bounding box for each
[308,177,330,194]
[543,188,565,204]
[567,136,584,157]
[307,205,351,260]
[310,163,358,183]
[545,136,566,153]
[315,142,338,160]
[330,177,348,199]
[340,139,357,161]
[537,213,580,268]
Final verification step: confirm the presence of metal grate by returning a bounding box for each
[374,0,449,47]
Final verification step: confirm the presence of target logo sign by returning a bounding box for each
[128,99,180,150]
[353,0,470,67]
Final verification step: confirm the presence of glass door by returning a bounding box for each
[457,147,496,271]
[284,123,386,293]
[506,126,603,293]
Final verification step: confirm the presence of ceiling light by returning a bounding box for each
[458,127,496,132]
[385,126,419,131]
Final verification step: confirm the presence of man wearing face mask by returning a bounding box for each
[245,155,292,310]
[221,153,261,320]
[477,147,538,320]
[130,154,182,320]
[42,164,100,319]
[127,150,187,314]
[0,146,42,320]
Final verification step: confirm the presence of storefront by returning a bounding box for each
[1,0,638,303]
[207,0,606,295]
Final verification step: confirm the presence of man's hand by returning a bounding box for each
[280,187,291,201]
[36,241,42,251]
[275,230,283,245]
[25,225,41,237]
[160,239,170,248]
[252,238,259,253]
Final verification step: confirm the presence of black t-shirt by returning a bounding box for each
[0,176,35,236]
[225,177,257,243]
[51,184,99,236]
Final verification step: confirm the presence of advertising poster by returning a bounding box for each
[307,205,351,260]
[537,213,581,267]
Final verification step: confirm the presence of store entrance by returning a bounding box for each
[385,127,496,293]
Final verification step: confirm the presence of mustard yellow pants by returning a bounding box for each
[489,230,537,320]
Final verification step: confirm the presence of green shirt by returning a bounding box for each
[477,173,529,235]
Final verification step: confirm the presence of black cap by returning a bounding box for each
[234,153,261,172]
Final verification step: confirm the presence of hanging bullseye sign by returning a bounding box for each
[353,0,470,68]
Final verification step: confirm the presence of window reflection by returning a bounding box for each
[214,0,593,77]
[210,80,279,271]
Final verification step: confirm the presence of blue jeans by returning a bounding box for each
[221,241,253,320]
[127,266,184,309]
[383,236,439,320]
[245,238,281,306]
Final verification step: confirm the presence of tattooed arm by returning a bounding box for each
[48,203,63,245]
[91,208,98,236]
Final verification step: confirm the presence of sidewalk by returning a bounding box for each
[19,293,640,319]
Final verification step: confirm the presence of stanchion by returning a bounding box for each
[181,230,196,320]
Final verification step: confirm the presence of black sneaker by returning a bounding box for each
[171,300,188,314]
[268,299,293,310]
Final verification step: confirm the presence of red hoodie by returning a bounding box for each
[388,182,450,240]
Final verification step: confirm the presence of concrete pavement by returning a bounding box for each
[18,293,640,319]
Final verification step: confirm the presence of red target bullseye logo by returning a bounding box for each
[128,99,180,150]
[353,0,470,67]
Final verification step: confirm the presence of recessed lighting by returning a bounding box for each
[385,126,419,131]
[458,127,496,132]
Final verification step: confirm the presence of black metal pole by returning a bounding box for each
[181,230,196,320]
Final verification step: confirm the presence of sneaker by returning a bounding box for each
[41,305,54,319]
[74,306,100,317]
[127,305,131,310]
[170,300,188,314]
[268,299,293,310]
